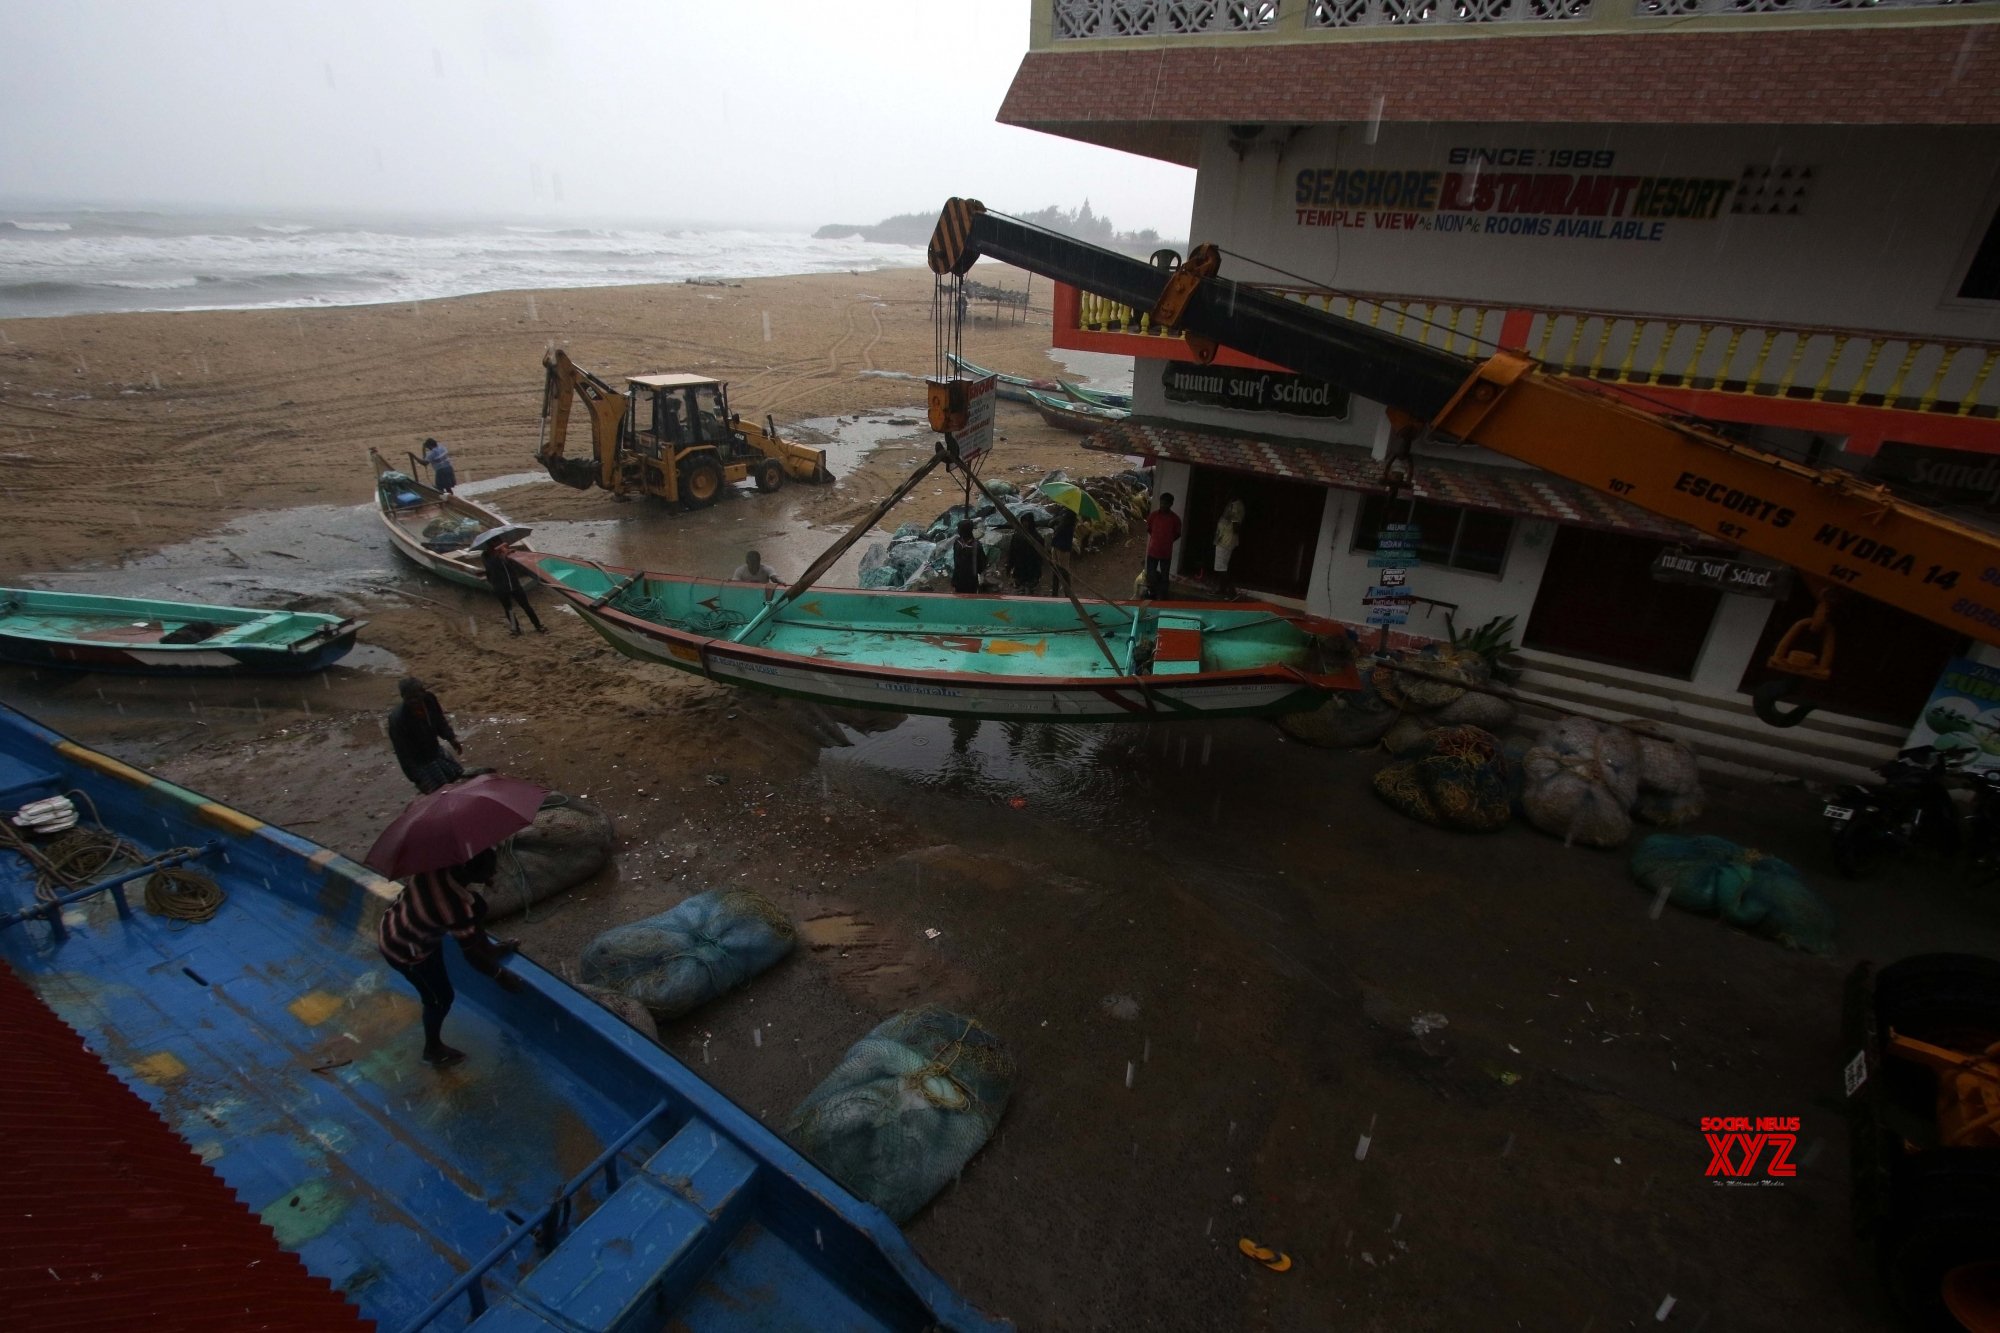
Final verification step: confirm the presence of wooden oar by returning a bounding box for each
[731,451,947,645]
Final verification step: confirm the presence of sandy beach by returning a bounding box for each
[0,265,1950,1332]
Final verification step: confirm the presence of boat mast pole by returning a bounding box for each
[728,450,948,645]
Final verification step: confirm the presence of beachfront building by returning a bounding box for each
[1000,0,2000,762]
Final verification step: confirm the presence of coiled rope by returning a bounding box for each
[0,789,223,926]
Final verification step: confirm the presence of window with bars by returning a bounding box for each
[1350,494,1515,576]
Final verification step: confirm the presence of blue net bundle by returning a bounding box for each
[785,1006,1014,1223]
[1630,834,1835,954]
[1371,725,1514,832]
[578,888,796,1018]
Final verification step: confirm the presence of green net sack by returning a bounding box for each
[785,1007,1014,1223]
[1630,834,1834,954]
[578,889,796,1019]
[1371,726,1514,833]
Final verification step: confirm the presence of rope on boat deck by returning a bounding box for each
[0,788,224,925]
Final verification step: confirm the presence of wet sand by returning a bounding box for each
[3,270,1988,1331]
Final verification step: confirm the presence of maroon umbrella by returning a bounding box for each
[365,773,549,878]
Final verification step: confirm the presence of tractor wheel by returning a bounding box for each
[1882,1148,2000,1331]
[755,459,785,493]
[678,457,724,510]
[1877,954,2000,1139]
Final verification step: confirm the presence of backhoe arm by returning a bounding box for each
[927,197,2000,653]
[539,349,628,492]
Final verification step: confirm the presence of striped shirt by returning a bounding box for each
[377,867,482,968]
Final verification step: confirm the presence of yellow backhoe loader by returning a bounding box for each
[537,350,830,509]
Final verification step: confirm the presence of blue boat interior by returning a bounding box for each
[0,707,1004,1332]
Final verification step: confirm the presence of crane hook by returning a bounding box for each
[1752,676,1819,728]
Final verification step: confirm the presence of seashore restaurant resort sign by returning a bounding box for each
[1293,145,1811,244]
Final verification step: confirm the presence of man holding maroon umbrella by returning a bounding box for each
[367,772,546,1068]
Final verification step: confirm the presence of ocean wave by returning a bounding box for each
[253,222,314,235]
[2,220,73,233]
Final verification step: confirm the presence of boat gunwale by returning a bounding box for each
[517,554,1357,695]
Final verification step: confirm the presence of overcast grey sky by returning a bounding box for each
[0,0,1193,234]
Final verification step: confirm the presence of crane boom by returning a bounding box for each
[928,197,2000,652]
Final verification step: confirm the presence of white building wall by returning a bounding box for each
[1193,122,2000,341]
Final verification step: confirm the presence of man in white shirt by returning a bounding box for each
[732,550,782,585]
[420,437,457,493]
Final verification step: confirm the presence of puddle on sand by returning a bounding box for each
[19,501,402,615]
[821,711,1306,850]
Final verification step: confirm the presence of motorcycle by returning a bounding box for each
[1823,745,1966,879]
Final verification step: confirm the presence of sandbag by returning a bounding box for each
[785,1007,1014,1223]
[1631,834,1834,953]
[484,796,613,919]
[579,888,796,1019]
[577,983,660,1043]
[1371,726,1514,833]
[1277,671,1396,749]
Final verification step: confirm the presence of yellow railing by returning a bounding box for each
[1069,286,2000,418]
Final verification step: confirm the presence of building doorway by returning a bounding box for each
[1737,585,1968,726]
[1182,467,1325,599]
[1524,526,1721,679]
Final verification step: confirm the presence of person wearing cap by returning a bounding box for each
[420,437,457,493]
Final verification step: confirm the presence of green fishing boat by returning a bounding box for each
[0,588,362,676]
[512,553,1357,722]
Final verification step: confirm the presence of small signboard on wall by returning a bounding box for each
[1161,364,1349,419]
[1649,548,1792,599]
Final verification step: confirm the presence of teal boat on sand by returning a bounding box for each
[0,588,362,676]
[512,553,1359,722]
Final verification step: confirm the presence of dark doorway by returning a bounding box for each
[1182,467,1326,599]
[1524,526,1721,679]
[1738,585,1968,726]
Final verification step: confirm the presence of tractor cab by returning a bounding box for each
[623,374,748,459]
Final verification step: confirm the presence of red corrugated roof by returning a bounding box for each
[0,964,369,1332]
[1083,417,1706,542]
[1002,27,2000,164]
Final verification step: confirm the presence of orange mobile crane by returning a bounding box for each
[926,197,2000,729]
[927,196,2000,1330]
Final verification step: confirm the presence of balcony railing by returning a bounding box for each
[1068,285,2000,418]
[1050,0,1992,37]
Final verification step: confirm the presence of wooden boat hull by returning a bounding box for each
[516,554,1357,723]
[1024,387,1127,434]
[0,702,1006,1331]
[944,352,1057,405]
[369,447,523,590]
[0,588,360,676]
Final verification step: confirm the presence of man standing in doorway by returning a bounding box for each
[1144,493,1181,600]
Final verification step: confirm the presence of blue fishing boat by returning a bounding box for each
[0,703,1007,1331]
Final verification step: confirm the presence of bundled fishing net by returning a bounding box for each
[420,514,482,551]
[1626,723,1707,827]
[1433,688,1516,731]
[1371,725,1515,833]
[785,1006,1014,1223]
[1631,834,1835,954]
[1277,668,1396,748]
[1520,716,1642,848]
[1371,649,1487,713]
[579,888,796,1019]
